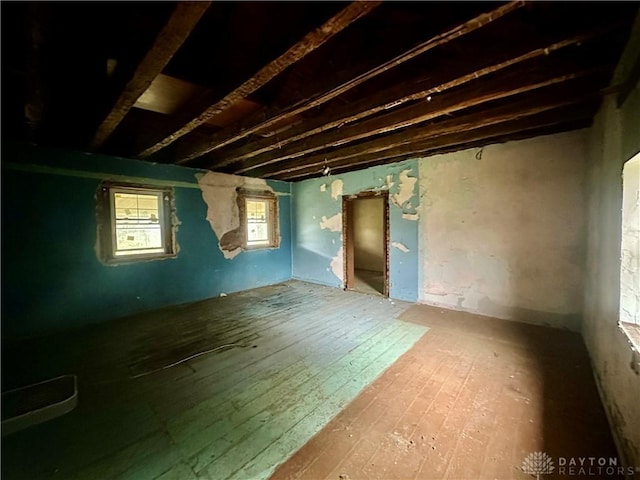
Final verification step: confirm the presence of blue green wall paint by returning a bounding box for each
[291,160,420,302]
[1,142,420,336]
[1,142,292,336]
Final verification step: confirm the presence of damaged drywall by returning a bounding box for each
[196,171,273,259]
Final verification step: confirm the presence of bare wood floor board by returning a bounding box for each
[271,304,621,480]
[1,281,426,480]
[352,269,385,297]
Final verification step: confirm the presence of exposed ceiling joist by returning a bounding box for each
[260,81,603,179]
[284,114,594,181]
[175,1,526,164]
[3,2,636,180]
[232,65,608,175]
[208,24,619,171]
[88,1,211,150]
[276,105,595,181]
[136,1,382,159]
[25,3,46,139]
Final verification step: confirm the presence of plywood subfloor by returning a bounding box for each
[1,281,426,480]
[271,304,621,480]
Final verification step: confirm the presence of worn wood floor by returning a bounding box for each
[2,282,620,480]
[271,304,621,480]
[352,269,385,296]
[1,281,426,480]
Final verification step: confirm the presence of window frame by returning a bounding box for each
[236,187,279,250]
[619,152,640,348]
[97,182,177,264]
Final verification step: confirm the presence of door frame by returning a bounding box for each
[342,190,390,297]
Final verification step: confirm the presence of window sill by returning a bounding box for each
[101,252,177,265]
[619,322,640,376]
[620,322,640,349]
[243,244,280,251]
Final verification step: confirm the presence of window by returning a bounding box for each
[620,153,640,328]
[97,182,177,263]
[237,188,279,249]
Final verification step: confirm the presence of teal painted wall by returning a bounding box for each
[291,160,420,301]
[1,142,292,336]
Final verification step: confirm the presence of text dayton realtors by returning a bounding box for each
[557,456,638,477]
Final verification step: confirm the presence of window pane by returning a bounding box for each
[246,199,270,245]
[113,192,163,254]
[621,153,640,325]
[247,222,269,244]
[246,200,267,222]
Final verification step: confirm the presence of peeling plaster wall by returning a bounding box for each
[1,142,292,336]
[582,70,640,465]
[292,161,419,301]
[418,130,588,331]
[196,171,274,259]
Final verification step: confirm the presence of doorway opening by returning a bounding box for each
[343,191,389,296]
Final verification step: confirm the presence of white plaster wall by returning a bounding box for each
[418,130,587,330]
[583,83,640,467]
[353,197,384,271]
[621,155,640,325]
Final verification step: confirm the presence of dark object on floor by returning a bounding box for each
[2,374,78,436]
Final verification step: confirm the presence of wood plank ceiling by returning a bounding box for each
[3,1,638,181]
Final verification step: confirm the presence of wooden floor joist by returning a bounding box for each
[136,1,381,159]
[175,1,526,165]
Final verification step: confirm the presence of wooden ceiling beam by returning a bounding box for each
[174,1,525,164]
[276,104,596,180]
[257,81,601,178]
[88,1,211,150]
[25,3,47,140]
[136,1,381,158]
[285,117,592,181]
[212,25,616,169]
[232,64,607,175]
